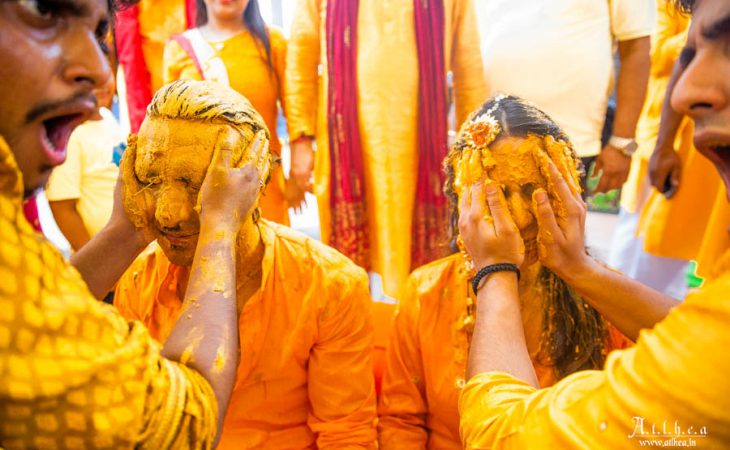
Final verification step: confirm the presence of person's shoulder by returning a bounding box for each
[263,220,367,280]
[408,253,464,292]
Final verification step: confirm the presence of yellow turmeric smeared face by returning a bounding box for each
[121,79,271,266]
[452,134,580,265]
[123,118,254,266]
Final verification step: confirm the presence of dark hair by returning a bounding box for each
[196,0,272,70]
[445,95,609,380]
[673,0,694,13]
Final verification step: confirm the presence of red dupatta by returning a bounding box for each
[326,0,448,271]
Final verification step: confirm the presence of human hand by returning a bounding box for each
[458,182,525,270]
[290,138,314,193]
[593,145,631,193]
[284,176,306,214]
[648,142,682,199]
[198,130,269,232]
[117,139,153,248]
[533,161,596,283]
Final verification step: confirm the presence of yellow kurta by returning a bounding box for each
[458,252,730,449]
[138,0,188,94]
[285,0,486,299]
[163,28,290,225]
[637,118,730,277]
[378,254,630,449]
[621,3,690,213]
[0,137,217,449]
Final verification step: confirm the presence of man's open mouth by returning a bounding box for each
[40,113,86,166]
[703,143,730,196]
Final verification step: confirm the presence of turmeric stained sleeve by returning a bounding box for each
[0,201,217,448]
[306,267,378,448]
[459,272,730,449]
[377,274,429,448]
[284,0,321,140]
[450,0,487,127]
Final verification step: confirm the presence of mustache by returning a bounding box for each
[25,92,98,124]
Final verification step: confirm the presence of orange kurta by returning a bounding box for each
[115,220,378,449]
[285,0,486,299]
[378,254,630,449]
[163,29,290,225]
[0,136,218,448]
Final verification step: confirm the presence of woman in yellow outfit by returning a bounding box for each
[163,0,295,225]
[377,96,630,448]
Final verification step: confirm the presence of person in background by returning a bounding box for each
[378,96,629,449]
[164,0,301,225]
[47,71,126,252]
[477,0,654,193]
[115,0,196,132]
[608,2,692,299]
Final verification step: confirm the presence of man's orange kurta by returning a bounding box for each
[378,254,630,449]
[285,0,486,300]
[163,29,290,225]
[115,220,378,449]
[0,136,218,449]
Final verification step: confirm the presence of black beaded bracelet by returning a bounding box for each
[471,263,521,295]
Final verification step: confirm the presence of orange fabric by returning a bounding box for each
[163,29,290,225]
[377,254,631,448]
[138,0,188,94]
[115,220,378,449]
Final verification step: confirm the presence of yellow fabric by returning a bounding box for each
[115,220,378,449]
[637,118,730,277]
[379,254,631,449]
[163,29,290,226]
[0,136,217,449]
[285,0,487,299]
[138,0,188,93]
[45,109,124,237]
[621,3,690,213]
[458,256,730,449]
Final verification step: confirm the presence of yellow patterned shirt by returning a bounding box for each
[0,136,218,449]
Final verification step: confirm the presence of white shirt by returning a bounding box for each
[477,0,656,157]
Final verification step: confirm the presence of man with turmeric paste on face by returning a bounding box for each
[0,3,261,447]
[377,96,630,448]
[115,80,378,449]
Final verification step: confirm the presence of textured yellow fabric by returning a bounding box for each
[138,0,188,93]
[163,29,290,225]
[637,118,730,277]
[285,0,486,298]
[115,220,378,449]
[621,3,690,213]
[458,256,730,449]
[378,254,630,449]
[0,136,217,449]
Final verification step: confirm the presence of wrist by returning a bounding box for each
[106,218,147,253]
[560,254,601,286]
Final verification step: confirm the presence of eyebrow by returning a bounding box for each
[701,12,730,40]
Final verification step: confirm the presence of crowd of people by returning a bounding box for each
[1,0,729,448]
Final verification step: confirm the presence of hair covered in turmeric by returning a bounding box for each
[445,95,609,380]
